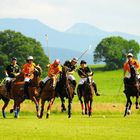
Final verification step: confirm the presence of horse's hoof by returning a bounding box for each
[14,115,18,119]
[136,106,139,109]
[46,113,49,118]
[61,108,66,112]
[10,109,14,114]
[88,112,92,117]
[2,111,6,118]
[127,110,131,115]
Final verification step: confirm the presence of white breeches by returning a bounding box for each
[6,77,16,82]
[42,76,51,83]
[79,77,95,85]
[67,74,75,81]
[24,77,31,82]
[125,73,140,79]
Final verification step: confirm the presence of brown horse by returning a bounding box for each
[55,66,75,118]
[12,66,41,118]
[0,73,24,118]
[0,83,10,118]
[77,76,94,117]
[39,78,55,118]
[124,62,140,117]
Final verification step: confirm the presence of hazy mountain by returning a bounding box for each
[0,18,140,64]
[66,22,140,44]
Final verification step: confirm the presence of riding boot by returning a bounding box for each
[71,80,77,95]
[39,81,45,88]
[24,82,29,99]
[5,81,11,96]
[92,82,100,96]
[6,81,10,92]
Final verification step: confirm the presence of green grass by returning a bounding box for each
[0,114,140,140]
[0,65,140,140]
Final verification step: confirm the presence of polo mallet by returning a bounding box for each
[45,34,51,63]
[77,45,92,62]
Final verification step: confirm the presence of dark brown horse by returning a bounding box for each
[77,76,94,117]
[0,73,24,118]
[56,66,75,118]
[12,66,42,118]
[39,78,55,118]
[124,62,140,117]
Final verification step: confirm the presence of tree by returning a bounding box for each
[0,30,49,79]
[94,36,140,70]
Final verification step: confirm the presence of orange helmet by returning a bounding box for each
[54,59,60,65]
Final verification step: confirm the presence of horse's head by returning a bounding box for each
[128,62,137,80]
[59,65,69,82]
[34,66,42,77]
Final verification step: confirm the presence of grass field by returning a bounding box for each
[0,65,140,140]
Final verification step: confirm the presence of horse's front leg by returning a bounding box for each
[84,99,87,115]
[32,96,40,117]
[39,99,45,119]
[88,99,93,117]
[14,101,20,118]
[68,97,72,118]
[124,95,131,117]
[2,97,10,118]
[46,98,55,118]
[77,92,84,114]
[136,95,139,109]
[60,96,66,112]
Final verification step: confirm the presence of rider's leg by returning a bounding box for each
[67,74,77,94]
[24,78,30,98]
[92,82,100,96]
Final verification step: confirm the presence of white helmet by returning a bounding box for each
[127,53,133,57]
[72,57,78,63]
[54,59,60,65]
[27,56,34,60]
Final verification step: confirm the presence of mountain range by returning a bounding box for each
[0,18,140,64]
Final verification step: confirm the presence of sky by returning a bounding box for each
[0,0,140,36]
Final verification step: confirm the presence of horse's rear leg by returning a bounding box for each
[39,100,45,119]
[124,96,131,117]
[2,98,10,118]
[136,96,139,109]
[46,98,55,119]
[88,100,92,117]
[60,97,66,112]
[84,100,87,115]
[68,98,72,118]
[78,95,84,114]
[14,102,20,118]
[32,96,40,117]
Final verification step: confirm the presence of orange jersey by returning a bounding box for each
[22,62,36,78]
[48,64,61,77]
[124,59,140,72]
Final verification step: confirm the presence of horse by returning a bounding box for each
[56,66,75,118]
[0,73,24,118]
[124,62,140,117]
[77,75,94,117]
[39,78,55,119]
[12,66,42,118]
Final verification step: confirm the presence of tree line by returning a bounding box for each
[0,30,49,79]
[94,36,140,70]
